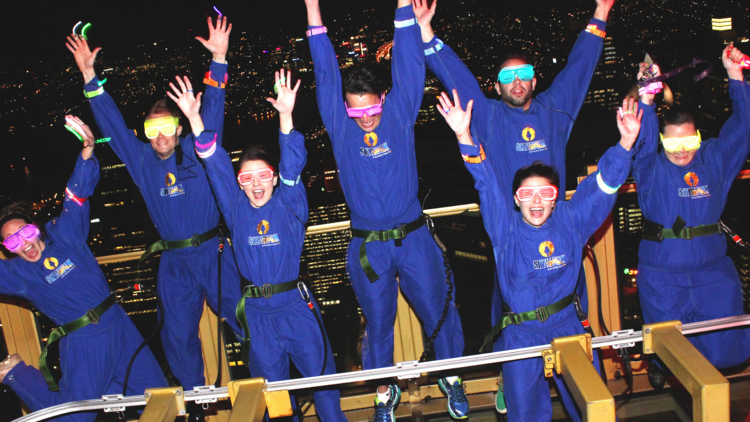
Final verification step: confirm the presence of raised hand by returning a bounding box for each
[723,43,747,81]
[637,61,661,106]
[65,115,96,159]
[594,0,616,22]
[616,97,643,151]
[437,89,474,145]
[65,35,101,83]
[413,0,436,28]
[266,69,301,134]
[195,16,232,64]
[167,76,204,135]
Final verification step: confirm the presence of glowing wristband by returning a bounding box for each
[596,173,620,194]
[98,78,107,87]
[204,71,228,89]
[462,145,486,164]
[280,174,301,187]
[638,81,663,95]
[425,39,444,56]
[213,6,223,16]
[81,23,92,40]
[585,24,606,38]
[65,187,87,206]
[394,18,417,28]
[306,27,327,37]
[72,21,82,36]
[195,134,218,158]
[84,87,104,99]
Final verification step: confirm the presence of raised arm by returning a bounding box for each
[715,44,750,189]
[67,35,145,184]
[419,0,491,140]
[305,0,347,139]
[196,16,231,141]
[438,90,509,247]
[267,69,308,223]
[631,63,661,194]
[568,97,639,244]
[47,117,101,246]
[389,0,427,125]
[537,0,612,120]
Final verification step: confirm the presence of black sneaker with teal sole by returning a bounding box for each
[438,377,469,419]
[373,385,401,422]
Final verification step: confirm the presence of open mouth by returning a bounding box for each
[512,87,526,96]
[23,244,38,259]
[529,207,544,219]
[252,189,265,201]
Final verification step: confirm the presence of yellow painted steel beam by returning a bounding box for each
[227,378,293,422]
[642,321,729,422]
[198,302,231,388]
[547,334,615,422]
[140,387,185,422]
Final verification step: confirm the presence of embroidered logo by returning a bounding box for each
[44,257,76,284]
[364,132,378,147]
[160,172,185,197]
[248,220,280,246]
[516,126,547,152]
[678,172,709,199]
[533,241,567,271]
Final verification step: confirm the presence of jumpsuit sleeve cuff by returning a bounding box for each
[598,143,633,191]
[585,18,607,37]
[394,5,417,21]
[195,131,218,158]
[423,36,444,56]
[84,76,103,92]
[205,61,229,87]
[3,361,32,388]
[459,143,485,163]
[278,129,304,186]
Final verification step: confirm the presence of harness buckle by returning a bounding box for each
[261,283,274,298]
[536,306,549,323]
[682,226,694,240]
[398,224,407,239]
[378,230,390,242]
[191,233,202,247]
[86,309,100,324]
[297,281,312,304]
[506,312,522,325]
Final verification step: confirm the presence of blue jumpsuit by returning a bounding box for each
[2,154,167,422]
[86,62,242,389]
[633,81,750,369]
[195,130,346,422]
[461,139,631,421]
[423,19,607,324]
[308,6,463,369]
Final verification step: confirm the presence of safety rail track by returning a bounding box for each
[13,314,750,422]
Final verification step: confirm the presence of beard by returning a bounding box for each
[502,88,532,107]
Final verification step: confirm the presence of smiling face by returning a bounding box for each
[146,112,182,160]
[345,92,383,132]
[495,59,536,110]
[1,219,45,263]
[662,123,698,166]
[239,160,278,208]
[514,176,557,227]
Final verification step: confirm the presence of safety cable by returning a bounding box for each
[421,215,454,363]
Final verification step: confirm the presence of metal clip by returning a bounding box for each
[297,281,311,304]
[102,394,125,413]
[261,283,274,298]
[535,306,549,323]
[87,309,100,324]
[193,385,218,404]
[682,226,694,240]
[610,329,636,350]
[396,360,421,380]
[191,233,202,247]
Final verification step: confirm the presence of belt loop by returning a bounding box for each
[378,230,389,242]
[191,233,202,247]
[536,306,549,323]
[683,226,694,240]
[86,309,100,324]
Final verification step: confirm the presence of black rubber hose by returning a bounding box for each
[122,293,164,396]
[214,237,224,387]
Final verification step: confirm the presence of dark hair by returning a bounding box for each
[342,64,390,97]
[661,104,696,131]
[145,98,181,121]
[495,51,534,77]
[512,161,560,193]
[0,202,41,249]
[239,144,280,174]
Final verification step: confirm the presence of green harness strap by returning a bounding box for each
[642,217,721,242]
[39,293,118,391]
[479,294,575,353]
[350,215,425,282]
[137,226,221,269]
[235,279,300,366]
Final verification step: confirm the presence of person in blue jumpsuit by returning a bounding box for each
[304,0,467,420]
[65,18,242,391]
[184,68,347,422]
[632,43,750,387]
[0,116,167,422]
[438,90,641,421]
[416,0,614,410]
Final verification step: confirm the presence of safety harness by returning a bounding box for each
[642,216,721,242]
[137,226,221,267]
[40,293,118,391]
[351,215,425,282]
[235,277,328,376]
[480,293,575,353]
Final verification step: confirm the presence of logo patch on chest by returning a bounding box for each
[160,172,185,197]
[516,126,547,152]
[248,220,280,246]
[678,172,709,199]
[44,257,76,284]
[532,241,567,271]
[360,132,391,158]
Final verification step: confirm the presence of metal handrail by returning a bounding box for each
[12,314,750,422]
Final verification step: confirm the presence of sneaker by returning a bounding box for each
[647,360,666,390]
[373,385,400,422]
[495,384,507,414]
[438,377,469,419]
